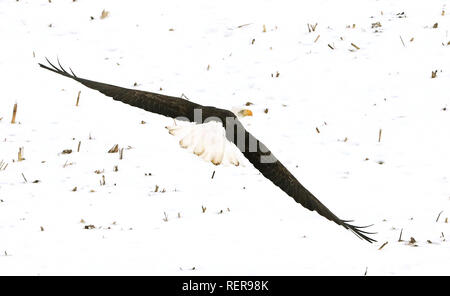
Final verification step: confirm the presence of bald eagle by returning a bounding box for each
[39,59,375,243]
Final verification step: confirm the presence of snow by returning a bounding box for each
[0,0,449,275]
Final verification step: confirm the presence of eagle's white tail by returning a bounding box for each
[166,121,240,166]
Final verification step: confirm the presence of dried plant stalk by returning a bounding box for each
[76,91,81,106]
[11,103,17,124]
[18,147,25,161]
[307,23,318,32]
[400,35,406,47]
[378,241,388,250]
[351,43,360,50]
[0,160,8,171]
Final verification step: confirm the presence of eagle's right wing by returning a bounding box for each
[239,128,376,243]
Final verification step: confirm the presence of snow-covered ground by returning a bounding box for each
[0,0,449,275]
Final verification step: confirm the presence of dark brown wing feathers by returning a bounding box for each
[242,131,376,242]
[39,60,376,243]
[39,59,201,121]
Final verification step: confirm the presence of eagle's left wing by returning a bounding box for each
[39,59,202,121]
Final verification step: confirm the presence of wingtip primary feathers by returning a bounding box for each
[39,58,78,79]
[340,221,377,243]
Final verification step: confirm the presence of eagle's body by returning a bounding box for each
[39,59,375,243]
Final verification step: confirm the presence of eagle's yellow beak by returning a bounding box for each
[238,109,253,117]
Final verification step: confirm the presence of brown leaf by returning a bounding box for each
[100,9,109,19]
[108,144,119,153]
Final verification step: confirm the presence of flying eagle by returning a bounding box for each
[39,59,376,243]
